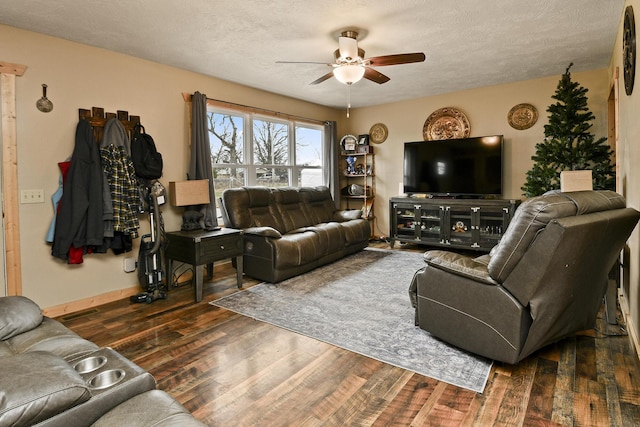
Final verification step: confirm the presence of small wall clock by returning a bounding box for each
[624,5,636,96]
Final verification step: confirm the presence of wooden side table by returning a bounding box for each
[165,228,243,302]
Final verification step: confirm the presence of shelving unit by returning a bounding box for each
[340,149,375,233]
[389,196,519,252]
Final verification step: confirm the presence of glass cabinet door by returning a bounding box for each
[393,203,418,240]
[417,204,444,243]
[447,206,473,246]
[476,206,510,248]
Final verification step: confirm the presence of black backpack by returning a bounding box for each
[131,123,163,180]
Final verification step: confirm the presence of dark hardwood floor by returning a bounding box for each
[57,242,640,426]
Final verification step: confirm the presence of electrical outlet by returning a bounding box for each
[20,189,44,204]
[123,257,137,273]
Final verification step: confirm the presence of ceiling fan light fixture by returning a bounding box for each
[333,64,365,85]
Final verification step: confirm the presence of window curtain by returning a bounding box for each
[189,91,219,229]
[323,121,340,208]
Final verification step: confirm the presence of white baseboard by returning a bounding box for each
[618,289,640,364]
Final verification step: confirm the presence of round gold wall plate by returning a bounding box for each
[369,123,388,144]
[423,107,470,141]
[507,103,538,130]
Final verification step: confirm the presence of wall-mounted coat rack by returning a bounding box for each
[78,107,141,144]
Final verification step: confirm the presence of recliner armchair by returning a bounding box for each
[409,190,640,364]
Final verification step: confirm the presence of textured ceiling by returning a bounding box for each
[0,0,625,109]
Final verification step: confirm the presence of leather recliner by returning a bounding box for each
[409,190,640,364]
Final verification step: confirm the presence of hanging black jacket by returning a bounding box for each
[52,120,104,261]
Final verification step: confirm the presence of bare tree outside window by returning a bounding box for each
[296,126,323,186]
[254,119,289,186]
[207,108,324,191]
[208,113,245,194]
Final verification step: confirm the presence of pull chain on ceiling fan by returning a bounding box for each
[277,30,426,117]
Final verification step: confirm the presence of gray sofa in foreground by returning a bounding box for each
[0,295,205,426]
[221,186,370,283]
[410,190,640,364]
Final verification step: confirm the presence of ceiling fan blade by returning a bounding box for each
[310,71,335,85]
[338,36,359,61]
[363,67,390,84]
[276,61,332,65]
[366,53,426,67]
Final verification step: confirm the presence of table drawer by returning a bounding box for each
[199,235,242,260]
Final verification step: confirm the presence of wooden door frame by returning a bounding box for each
[608,67,620,194]
[0,61,27,296]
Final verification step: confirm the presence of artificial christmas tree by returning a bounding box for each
[521,63,615,197]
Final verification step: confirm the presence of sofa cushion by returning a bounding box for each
[6,317,99,361]
[91,390,206,427]
[306,222,346,255]
[222,187,284,231]
[424,251,498,285]
[0,351,90,427]
[272,231,319,269]
[340,218,371,245]
[0,296,43,340]
[274,187,311,232]
[300,186,336,224]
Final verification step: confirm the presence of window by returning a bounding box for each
[207,107,324,198]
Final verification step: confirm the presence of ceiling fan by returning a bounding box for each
[277,30,426,86]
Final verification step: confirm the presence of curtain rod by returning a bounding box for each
[182,92,327,126]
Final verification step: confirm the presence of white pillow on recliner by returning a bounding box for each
[0,296,43,340]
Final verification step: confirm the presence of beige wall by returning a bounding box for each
[611,1,640,349]
[345,69,610,238]
[0,24,340,310]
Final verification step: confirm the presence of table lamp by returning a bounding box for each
[169,180,211,231]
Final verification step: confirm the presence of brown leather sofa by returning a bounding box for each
[0,295,205,426]
[409,190,640,364]
[220,186,370,282]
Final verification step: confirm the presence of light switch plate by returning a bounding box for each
[20,189,44,204]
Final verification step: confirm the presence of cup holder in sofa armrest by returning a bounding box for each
[34,347,156,427]
[88,369,126,390]
[73,355,107,374]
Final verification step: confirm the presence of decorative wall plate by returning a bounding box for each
[507,103,538,130]
[369,123,388,144]
[423,107,470,141]
[624,5,636,96]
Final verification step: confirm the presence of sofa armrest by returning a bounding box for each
[333,209,362,221]
[0,351,91,427]
[423,251,498,285]
[91,390,207,427]
[0,296,44,340]
[243,226,282,239]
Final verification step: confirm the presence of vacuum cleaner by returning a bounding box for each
[130,181,168,304]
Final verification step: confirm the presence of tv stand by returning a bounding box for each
[407,194,493,200]
[389,196,520,252]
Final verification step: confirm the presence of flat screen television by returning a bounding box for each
[403,135,503,197]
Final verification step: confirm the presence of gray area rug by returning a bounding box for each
[211,247,492,393]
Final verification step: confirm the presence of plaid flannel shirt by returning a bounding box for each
[100,145,140,238]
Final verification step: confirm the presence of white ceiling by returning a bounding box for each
[0,0,626,109]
